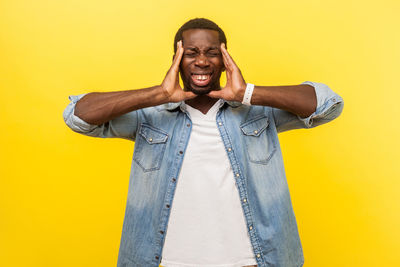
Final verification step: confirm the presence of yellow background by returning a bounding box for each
[1,0,399,266]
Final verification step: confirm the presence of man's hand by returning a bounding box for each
[207,43,247,102]
[206,42,317,117]
[160,40,196,102]
[72,41,199,125]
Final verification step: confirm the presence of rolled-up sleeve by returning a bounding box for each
[272,81,344,133]
[63,93,138,141]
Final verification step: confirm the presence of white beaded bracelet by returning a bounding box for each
[241,83,255,106]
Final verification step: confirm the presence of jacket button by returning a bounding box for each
[149,138,153,142]
[179,151,183,154]
[187,123,190,127]
[155,255,159,260]
[243,198,247,203]
[249,226,253,230]
[172,178,176,182]
[256,253,261,258]
[227,148,232,152]
[253,130,258,134]
[166,204,170,208]
[159,230,164,234]
[218,122,222,126]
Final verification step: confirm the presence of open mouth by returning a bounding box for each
[191,72,212,87]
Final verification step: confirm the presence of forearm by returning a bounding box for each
[249,84,317,118]
[74,85,167,125]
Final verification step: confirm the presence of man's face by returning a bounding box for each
[177,29,225,95]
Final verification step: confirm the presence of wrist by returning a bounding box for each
[152,85,171,104]
[241,83,255,105]
[235,84,247,102]
[156,85,173,103]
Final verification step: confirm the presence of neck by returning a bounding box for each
[185,95,219,115]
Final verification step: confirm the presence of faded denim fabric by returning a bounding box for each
[63,81,344,267]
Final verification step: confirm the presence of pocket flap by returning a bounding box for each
[240,116,269,136]
[139,123,168,144]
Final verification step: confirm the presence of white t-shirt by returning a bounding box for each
[160,99,257,267]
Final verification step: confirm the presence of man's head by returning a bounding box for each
[173,18,227,95]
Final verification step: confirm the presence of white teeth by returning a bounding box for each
[192,74,210,81]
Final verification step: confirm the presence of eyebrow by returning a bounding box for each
[185,46,220,51]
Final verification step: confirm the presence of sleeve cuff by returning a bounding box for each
[297,81,344,127]
[63,93,99,133]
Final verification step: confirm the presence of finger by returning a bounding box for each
[225,67,231,83]
[220,43,230,67]
[221,43,234,65]
[183,90,197,100]
[207,86,228,99]
[221,43,238,71]
[220,43,232,72]
[175,67,180,84]
[223,55,232,82]
[222,50,232,73]
[207,90,223,99]
[171,40,184,72]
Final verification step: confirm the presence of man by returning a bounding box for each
[63,18,343,267]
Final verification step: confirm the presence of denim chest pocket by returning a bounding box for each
[133,123,169,172]
[240,116,276,164]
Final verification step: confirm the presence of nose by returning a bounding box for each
[194,53,210,67]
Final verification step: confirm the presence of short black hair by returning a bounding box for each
[173,18,227,54]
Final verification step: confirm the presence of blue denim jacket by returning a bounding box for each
[63,81,344,267]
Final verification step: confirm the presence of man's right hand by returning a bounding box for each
[73,40,196,125]
[160,40,196,103]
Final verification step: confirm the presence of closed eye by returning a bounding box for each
[184,49,220,57]
[207,50,220,56]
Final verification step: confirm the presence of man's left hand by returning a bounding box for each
[207,43,247,102]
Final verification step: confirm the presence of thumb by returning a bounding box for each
[183,90,197,100]
[207,90,223,99]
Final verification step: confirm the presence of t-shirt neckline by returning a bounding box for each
[183,99,224,119]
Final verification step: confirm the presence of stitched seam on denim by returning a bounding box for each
[133,123,168,172]
[240,115,276,165]
[217,109,266,264]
